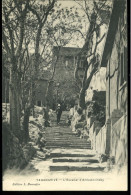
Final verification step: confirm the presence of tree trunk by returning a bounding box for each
[23,107,30,143]
[79,88,86,109]
[9,69,21,139]
[45,81,52,108]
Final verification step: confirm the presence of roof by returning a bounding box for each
[100,0,126,67]
[53,46,81,57]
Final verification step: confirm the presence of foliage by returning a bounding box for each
[74,0,112,109]
[86,91,106,126]
[2,0,85,139]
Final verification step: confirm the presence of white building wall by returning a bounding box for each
[85,67,106,102]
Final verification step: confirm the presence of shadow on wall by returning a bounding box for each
[111,114,127,167]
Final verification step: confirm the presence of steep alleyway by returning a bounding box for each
[31,111,107,173]
[45,111,91,149]
[3,111,127,191]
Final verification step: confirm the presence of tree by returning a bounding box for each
[2,0,84,142]
[2,0,30,138]
[74,0,112,109]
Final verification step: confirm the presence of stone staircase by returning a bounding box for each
[48,149,106,172]
[45,126,91,149]
[41,112,107,172]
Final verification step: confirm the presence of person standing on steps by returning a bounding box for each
[56,103,62,124]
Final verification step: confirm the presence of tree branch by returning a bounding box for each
[27,5,41,23]
[3,7,15,56]
[84,62,98,90]
[16,1,29,57]
[86,33,106,58]
[2,29,11,55]
[41,0,55,26]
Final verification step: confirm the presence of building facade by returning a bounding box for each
[89,0,127,168]
[52,46,81,106]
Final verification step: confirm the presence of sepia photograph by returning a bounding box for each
[2,0,128,191]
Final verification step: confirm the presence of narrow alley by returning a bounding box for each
[2,0,128,191]
[3,111,127,191]
[30,111,107,173]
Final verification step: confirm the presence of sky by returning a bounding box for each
[30,0,111,60]
[57,0,89,48]
[29,0,88,54]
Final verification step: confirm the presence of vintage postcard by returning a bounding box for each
[2,0,128,191]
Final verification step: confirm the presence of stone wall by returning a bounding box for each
[89,119,111,155]
[89,123,95,150]
[110,114,127,167]
[95,125,106,154]
[106,5,127,120]
[89,121,102,151]
[89,110,127,168]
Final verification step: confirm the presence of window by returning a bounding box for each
[120,47,127,86]
[37,101,42,107]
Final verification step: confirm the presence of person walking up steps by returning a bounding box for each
[56,104,62,124]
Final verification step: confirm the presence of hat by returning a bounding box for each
[58,104,61,107]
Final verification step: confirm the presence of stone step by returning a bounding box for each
[46,146,91,149]
[45,137,87,140]
[46,145,91,148]
[46,139,83,142]
[46,143,91,146]
[46,138,90,141]
[46,141,91,144]
[46,136,81,141]
[46,142,90,145]
[49,152,94,158]
[46,136,81,138]
[46,144,90,147]
[46,144,91,149]
[50,165,105,172]
[46,140,90,143]
[46,136,78,138]
[45,131,72,133]
[45,133,76,136]
[52,157,99,163]
[46,140,89,143]
[45,129,72,131]
[45,137,89,140]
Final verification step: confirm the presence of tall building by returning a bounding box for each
[52,46,82,106]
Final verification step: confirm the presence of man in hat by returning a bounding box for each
[56,103,62,124]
